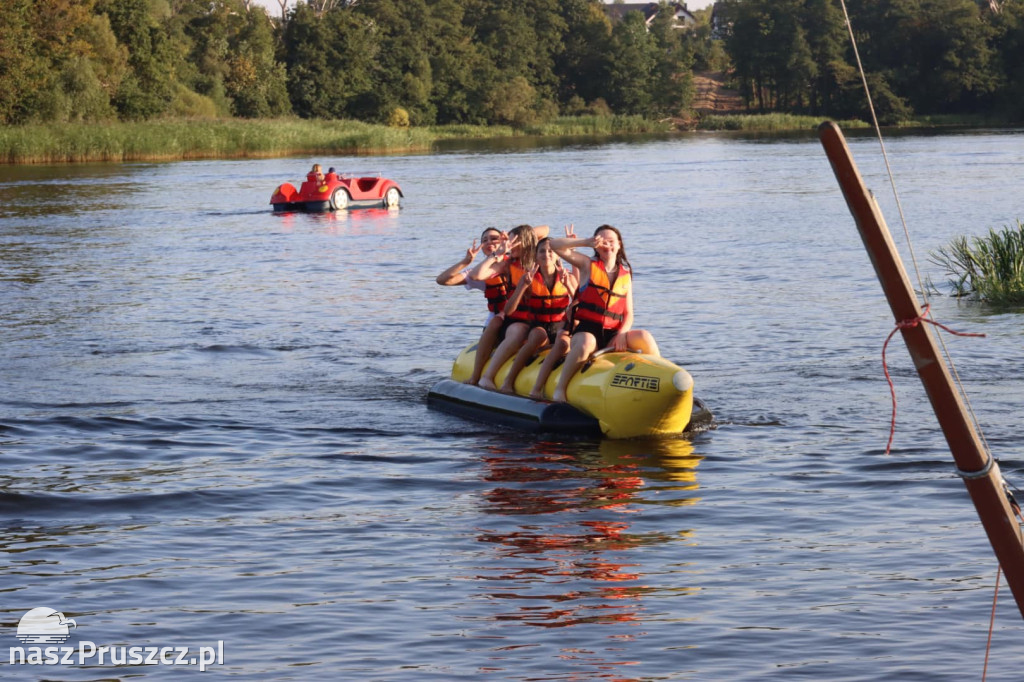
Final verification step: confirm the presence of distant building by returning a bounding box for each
[603,2,697,31]
[710,2,734,40]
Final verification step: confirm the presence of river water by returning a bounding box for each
[2,127,1023,680]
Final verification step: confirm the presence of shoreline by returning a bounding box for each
[0,114,1013,165]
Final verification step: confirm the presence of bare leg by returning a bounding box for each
[466,316,504,385]
[529,332,569,400]
[624,329,660,356]
[499,327,548,394]
[479,322,529,391]
[551,331,597,403]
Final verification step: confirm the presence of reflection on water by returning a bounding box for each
[271,206,401,235]
[4,133,1023,678]
[473,439,701,631]
[0,171,140,220]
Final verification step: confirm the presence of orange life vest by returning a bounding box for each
[504,261,532,321]
[483,257,516,315]
[574,258,630,330]
[522,270,572,323]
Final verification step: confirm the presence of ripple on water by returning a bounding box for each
[3,136,1024,679]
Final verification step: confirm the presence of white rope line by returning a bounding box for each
[837,0,926,298]
[837,0,993,461]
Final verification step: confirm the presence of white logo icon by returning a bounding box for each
[16,608,78,645]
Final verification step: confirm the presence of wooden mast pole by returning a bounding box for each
[818,121,1024,618]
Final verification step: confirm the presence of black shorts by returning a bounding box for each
[498,316,529,344]
[572,320,619,349]
[531,321,564,345]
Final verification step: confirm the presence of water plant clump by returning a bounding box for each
[931,220,1024,304]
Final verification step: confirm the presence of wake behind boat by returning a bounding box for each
[428,342,711,439]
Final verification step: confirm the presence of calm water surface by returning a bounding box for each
[2,129,1024,680]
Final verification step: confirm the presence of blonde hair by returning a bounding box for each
[510,224,538,270]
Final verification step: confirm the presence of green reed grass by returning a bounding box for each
[427,115,671,139]
[899,113,1017,128]
[931,220,1024,304]
[698,113,869,132]
[0,115,704,165]
[0,118,439,164]
[1,113,874,164]
[523,115,673,136]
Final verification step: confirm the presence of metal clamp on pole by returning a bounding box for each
[955,456,996,480]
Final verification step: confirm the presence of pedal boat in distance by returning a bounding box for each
[271,172,402,212]
[428,343,711,439]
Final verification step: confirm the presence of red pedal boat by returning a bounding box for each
[271,169,403,212]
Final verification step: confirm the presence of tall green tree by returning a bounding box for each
[727,0,817,110]
[0,0,107,123]
[889,0,996,113]
[553,0,613,109]
[97,0,179,119]
[724,0,769,109]
[648,4,696,115]
[77,13,132,116]
[802,0,851,114]
[605,10,659,115]
[425,0,488,123]
[280,3,378,119]
[166,0,288,117]
[467,0,567,124]
[226,6,290,117]
[169,0,236,115]
[991,0,1024,119]
[352,0,435,123]
[0,0,47,123]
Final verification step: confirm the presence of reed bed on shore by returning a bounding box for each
[931,220,1024,304]
[698,113,869,132]
[1,115,706,165]
[427,115,671,140]
[0,119,440,164]
[901,113,1018,127]
[523,115,673,136]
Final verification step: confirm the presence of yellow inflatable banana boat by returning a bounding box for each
[428,343,710,439]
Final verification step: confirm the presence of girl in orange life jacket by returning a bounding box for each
[528,224,582,400]
[546,225,660,404]
[466,224,542,389]
[495,238,578,394]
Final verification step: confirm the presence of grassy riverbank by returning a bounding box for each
[0,119,439,164]
[0,114,888,164]
[697,112,869,132]
[0,116,681,164]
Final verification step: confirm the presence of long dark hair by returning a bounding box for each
[594,224,630,272]
[535,237,561,278]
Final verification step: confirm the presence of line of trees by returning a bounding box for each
[2,0,1023,128]
[718,0,1024,122]
[0,0,696,126]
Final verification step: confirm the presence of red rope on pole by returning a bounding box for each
[881,304,986,455]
